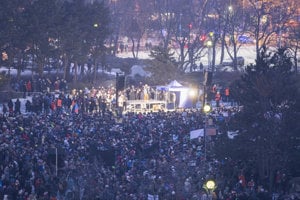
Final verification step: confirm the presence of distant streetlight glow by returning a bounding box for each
[206,40,212,47]
[189,89,196,97]
[203,104,211,113]
[203,179,217,200]
[206,180,216,190]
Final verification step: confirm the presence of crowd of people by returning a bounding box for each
[0,81,290,200]
[10,77,68,96]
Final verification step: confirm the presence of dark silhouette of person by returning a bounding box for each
[14,98,21,114]
[8,99,14,114]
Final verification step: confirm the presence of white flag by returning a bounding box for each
[190,129,204,139]
[227,131,238,139]
[148,194,159,200]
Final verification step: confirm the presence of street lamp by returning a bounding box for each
[202,38,213,109]
[203,104,211,113]
[206,40,212,71]
[228,5,233,14]
[203,179,217,200]
[206,180,215,189]
[203,104,211,162]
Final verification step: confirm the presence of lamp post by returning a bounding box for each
[116,73,120,110]
[203,179,217,200]
[116,73,126,115]
[202,38,213,110]
[206,40,213,72]
[202,38,212,158]
[179,13,182,39]
[203,104,211,162]
[55,147,58,176]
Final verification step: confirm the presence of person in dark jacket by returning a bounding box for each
[2,103,8,115]
[14,98,21,114]
[25,100,32,113]
[8,99,14,114]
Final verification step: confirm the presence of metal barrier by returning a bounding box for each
[124,100,168,113]
[0,91,42,102]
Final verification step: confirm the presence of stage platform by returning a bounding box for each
[124,100,172,113]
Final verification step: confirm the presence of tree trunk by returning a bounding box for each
[63,54,69,81]
[233,43,238,71]
[93,58,98,84]
[73,61,78,83]
[293,43,299,73]
[136,38,140,59]
[113,35,119,56]
[219,31,226,65]
[80,64,85,76]
[16,62,22,81]
[212,40,217,73]
[179,42,185,71]
[37,56,44,76]
[131,37,136,58]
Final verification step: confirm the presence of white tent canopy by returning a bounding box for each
[156,80,192,108]
[168,80,182,87]
[156,80,188,91]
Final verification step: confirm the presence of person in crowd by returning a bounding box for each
[225,87,230,102]
[2,103,7,115]
[26,80,32,95]
[14,98,21,114]
[215,91,221,107]
[25,100,32,113]
[7,99,14,114]
[56,96,63,113]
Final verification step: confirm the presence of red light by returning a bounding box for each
[188,23,192,29]
[200,35,206,41]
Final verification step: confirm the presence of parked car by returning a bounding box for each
[238,35,254,44]
[235,56,245,66]
[221,56,245,67]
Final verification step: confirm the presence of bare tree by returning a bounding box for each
[109,0,153,59]
[223,0,249,71]
[287,23,300,73]
[152,0,212,73]
[247,0,296,59]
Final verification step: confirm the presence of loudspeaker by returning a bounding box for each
[116,75,125,90]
